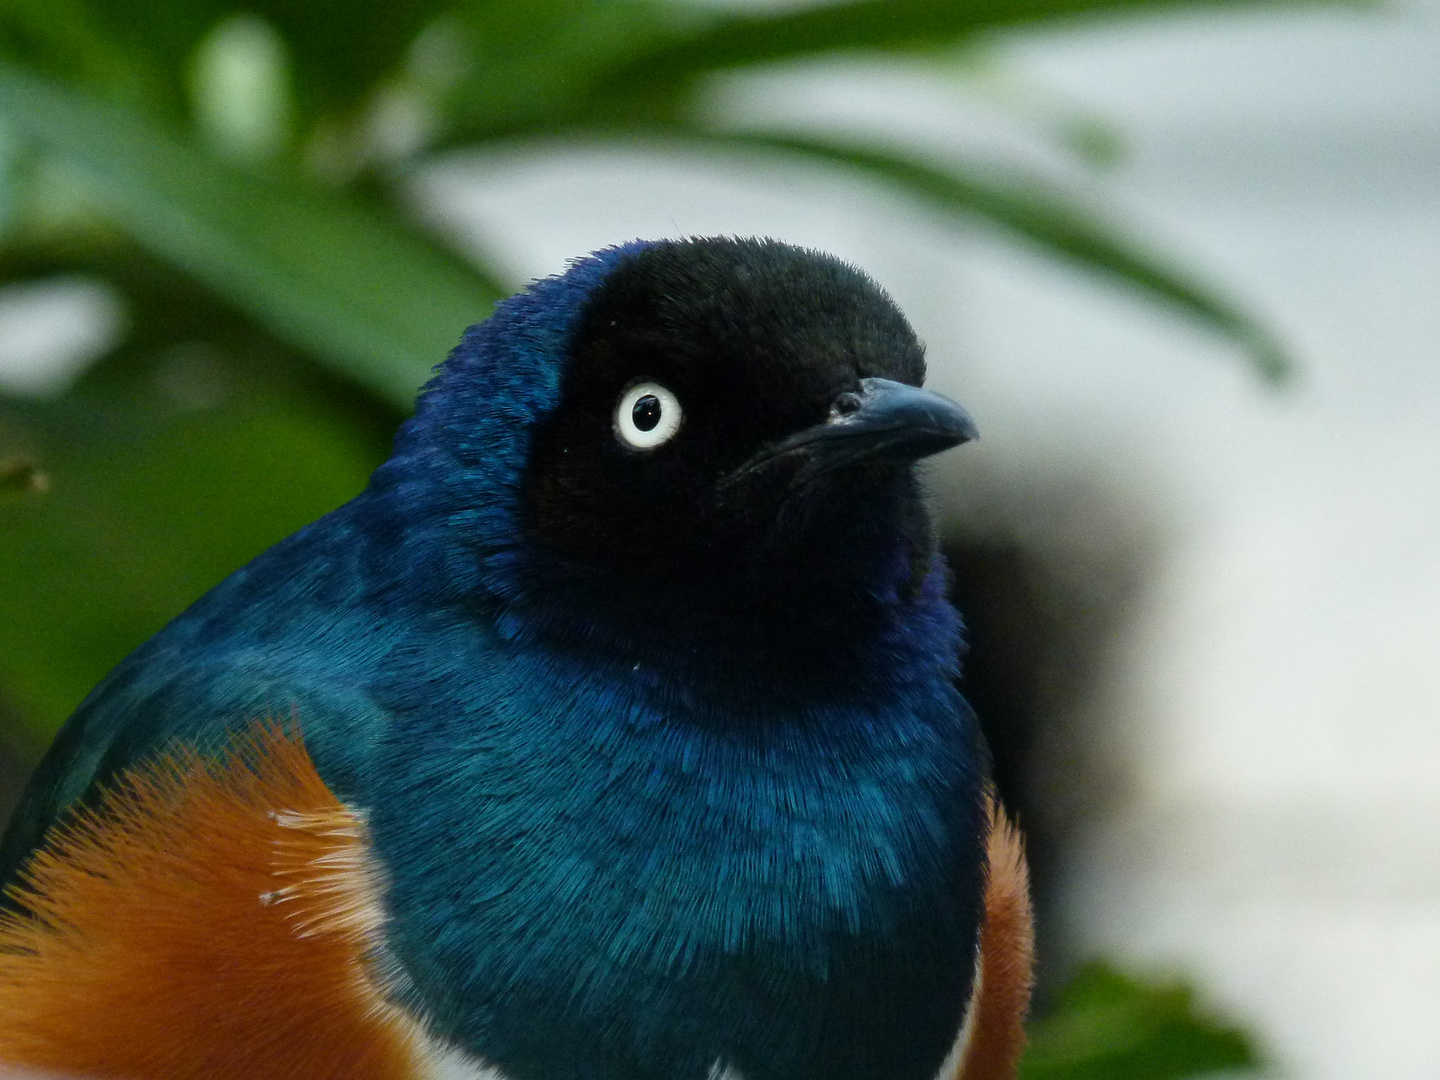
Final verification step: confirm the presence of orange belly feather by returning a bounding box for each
[0,726,425,1080]
[946,797,1034,1080]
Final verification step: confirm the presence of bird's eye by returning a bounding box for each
[614,382,683,450]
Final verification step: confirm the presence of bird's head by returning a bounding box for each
[383,237,975,676]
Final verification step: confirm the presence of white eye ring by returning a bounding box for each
[614,381,683,450]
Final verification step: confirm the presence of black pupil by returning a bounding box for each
[632,394,662,432]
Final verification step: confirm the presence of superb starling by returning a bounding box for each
[0,237,1032,1080]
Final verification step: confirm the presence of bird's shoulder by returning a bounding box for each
[0,645,398,892]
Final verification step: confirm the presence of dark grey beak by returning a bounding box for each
[724,377,977,490]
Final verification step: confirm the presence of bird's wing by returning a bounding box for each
[0,723,435,1080]
[0,652,391,893]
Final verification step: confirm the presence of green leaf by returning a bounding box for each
[0,61,503,409]
[717,132,1291,381]
[38,0,456,122]
[597,0,1342,93]
[0,384,386,746]
[440,0,700,138]
[1021,962,1259,1080]
[0,454,47,498]
[247,0,454,118]
[0,0,164,108]
[426,0,1354,144]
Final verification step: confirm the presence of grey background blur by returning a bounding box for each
[2,1,1437,1075]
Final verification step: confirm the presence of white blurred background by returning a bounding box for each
[3,1,1437,1075]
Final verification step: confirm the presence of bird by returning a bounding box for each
[0,236,1032,1080]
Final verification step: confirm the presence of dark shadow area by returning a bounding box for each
[0,695,37,835]
[941,466,1160,1003]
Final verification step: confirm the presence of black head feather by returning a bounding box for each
[524,237,936,593]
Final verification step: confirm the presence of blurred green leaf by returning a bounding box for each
[1021,962,1258,1080]
[721,132,1291,381]
[438,0,1322,144]
[0,455,47,498]
[18,0,455,125]
[593,0,1339,96]
[0,61,503,408]
[0,0,162,107]
[0,120,21,239]
[247,0,454,118]
[0,387,385,746]
[439,0,698,139]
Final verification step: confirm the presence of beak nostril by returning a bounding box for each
[830,392,864,421]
